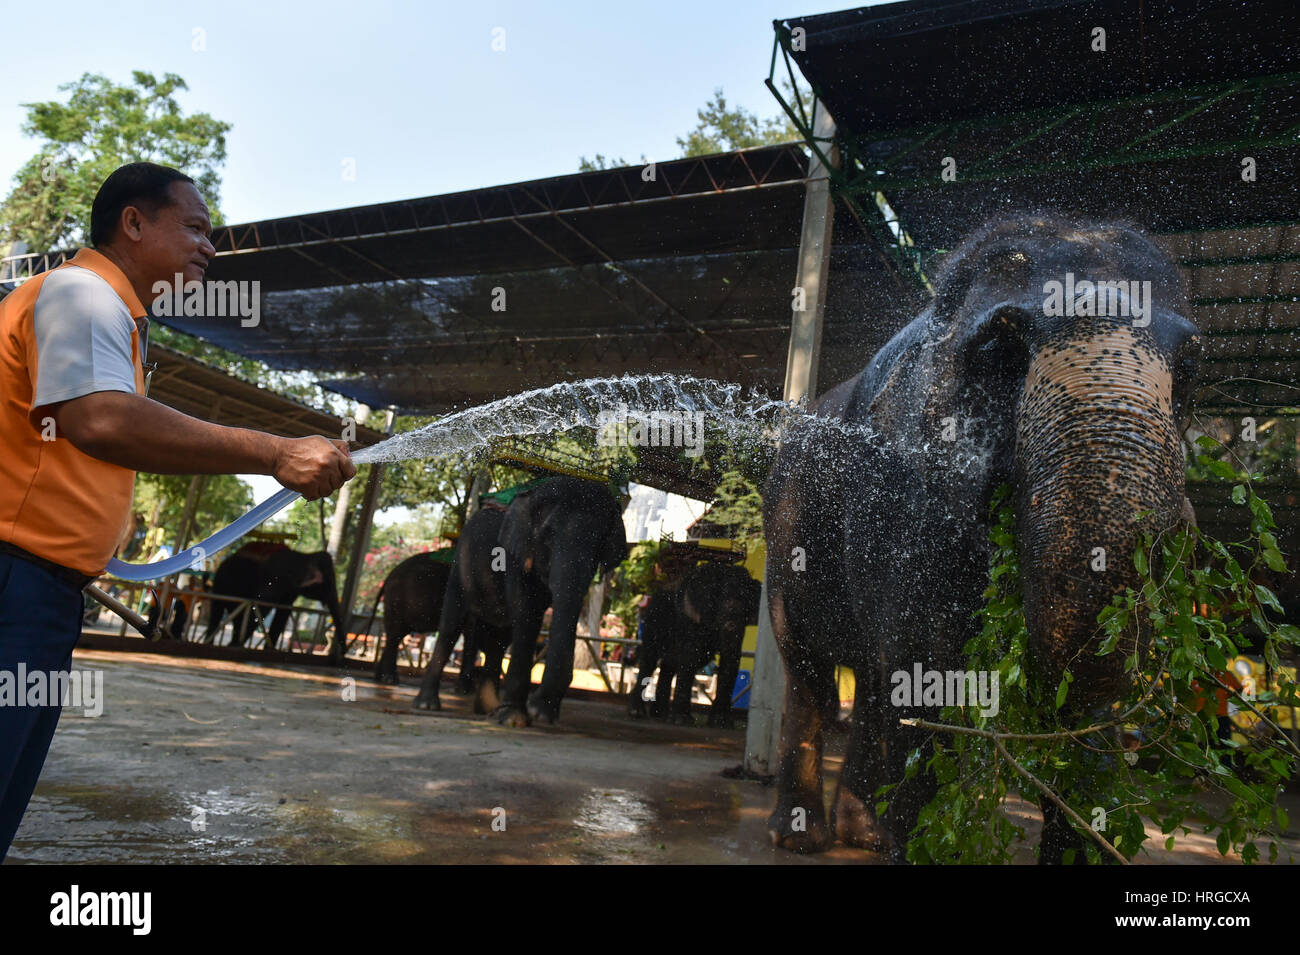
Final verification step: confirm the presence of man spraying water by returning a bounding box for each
[0,162,356,860]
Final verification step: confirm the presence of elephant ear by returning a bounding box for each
[598,507,629,574]
[680,581,703,625]
[499,490,541,573]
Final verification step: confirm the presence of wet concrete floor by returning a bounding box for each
[6,649,1297,864]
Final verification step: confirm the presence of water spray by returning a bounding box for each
[100,375,805,584]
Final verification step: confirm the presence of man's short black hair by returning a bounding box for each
[90,162,195,248]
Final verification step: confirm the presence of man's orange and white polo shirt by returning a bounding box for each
[0,248,147,576]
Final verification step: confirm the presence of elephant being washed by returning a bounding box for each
[372,551,454,684]
[763,215,1201,862]
[628,562,761,727]
[204,544,346,657]
[414,476,629,725]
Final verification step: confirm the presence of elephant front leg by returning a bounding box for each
[527,587,584,725]
[456,630,480,695]
[262,606,290,652]
[495,589,548,728]
[669,662,697,726]
[708,631,743,729]
[1038,800,1088,865]
[864,698,939,864]
[413,628,459,711]
[768,663,836,853]
[766,595,835,853]
[651,662,675,719]
[627,659,655,718]
[373,628,403,684]
[831,686,899,855]
[472,623,507,715]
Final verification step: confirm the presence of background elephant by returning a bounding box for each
[204,544,346,656]
[415,476,628,726]
[412,505,512,714]
[628,562,760,727]
[763,215,1201,862]
[373,551,453,684]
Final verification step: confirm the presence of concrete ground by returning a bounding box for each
[6,648,1298,865]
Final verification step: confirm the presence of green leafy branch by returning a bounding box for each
[892,452,1300,864]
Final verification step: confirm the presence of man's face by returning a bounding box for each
[132,181,215,288]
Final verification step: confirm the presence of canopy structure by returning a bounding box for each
[146,343,386,445]
[772,0,1300,412]
[154,146,871,414]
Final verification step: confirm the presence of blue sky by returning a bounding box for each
[0,0,872,224]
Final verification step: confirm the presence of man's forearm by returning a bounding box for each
[52,391,286,475]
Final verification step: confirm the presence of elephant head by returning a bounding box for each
[916,216,1201,704]
[261,548,345,654]
[499,477,628,584]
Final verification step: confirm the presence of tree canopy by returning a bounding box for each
[0,71,230,251]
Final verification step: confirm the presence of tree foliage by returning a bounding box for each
[579,80,806,170]
[126,473,254,559]
[675,86,801,158]
[0,71,230,251]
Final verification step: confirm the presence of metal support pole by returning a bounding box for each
[85,584,157,639]
[337,409,395,656]
[328,404,370,560]
[745,101,839,776]
[465,467,490,521]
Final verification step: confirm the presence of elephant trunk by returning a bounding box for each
[1015,326,1185,705]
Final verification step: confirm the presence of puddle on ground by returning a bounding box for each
[574,788,654,836]
[6,784,429,864]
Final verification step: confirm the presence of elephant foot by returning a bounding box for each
[455,670,477,695]
[474,680,501,716]
[669,711,697,727]
[373,669,400,686]
[494,705,531,728]
[767,794,833,854]
[412,694,442,712]
[831,784,894,853]
[526,688,561,725]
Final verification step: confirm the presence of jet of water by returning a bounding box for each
[351,373,809,465]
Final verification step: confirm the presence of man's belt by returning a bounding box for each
[0,539,96,590]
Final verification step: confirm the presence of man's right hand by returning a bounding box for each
[272,436,357,500]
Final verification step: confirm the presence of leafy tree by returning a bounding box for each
[607,540,671,646]
[126,473,253,559]
[0,71,230,251]
[578,79,808,171]
[676,86,801,157]
[578,152,648,172]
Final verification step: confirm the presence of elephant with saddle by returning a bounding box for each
[763,215,1201,863]
[204,543,346,657]
[628,562,761,727]
[414,476,629,726]
[372,550,455,684]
